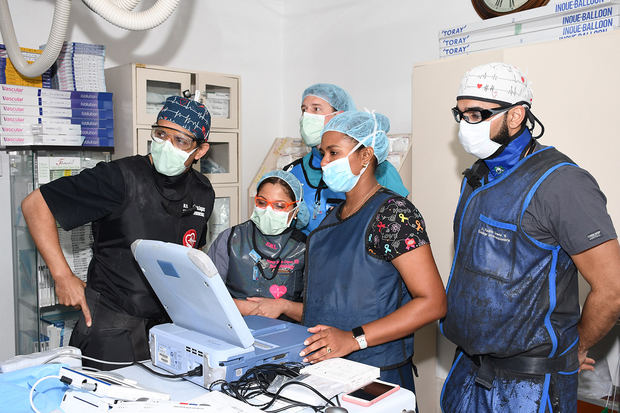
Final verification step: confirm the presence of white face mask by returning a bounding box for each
[151,139,196,176]
[250,206,297,236]
[299,111,336,147]
[458,113,505,159]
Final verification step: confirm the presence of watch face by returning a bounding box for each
[483,0,530,12]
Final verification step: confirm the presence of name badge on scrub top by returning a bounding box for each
[249,249,269,281]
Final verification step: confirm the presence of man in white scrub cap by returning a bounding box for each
[440,62,620,412]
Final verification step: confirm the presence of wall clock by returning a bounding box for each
[472,0,550,20]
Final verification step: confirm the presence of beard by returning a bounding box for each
[491,115,512,146]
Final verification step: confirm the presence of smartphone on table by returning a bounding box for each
[341,379,400,407]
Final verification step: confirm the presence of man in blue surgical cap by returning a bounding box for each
[284,83,409,234]
[21,96,215,369]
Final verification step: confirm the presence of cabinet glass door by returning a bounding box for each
[11,150,109,354]
[204,185,239,251]
[197,73,239,129]
[193,132,238,184]
[10,151,38,354]
[9,150,110,354]
[136,68,192,126]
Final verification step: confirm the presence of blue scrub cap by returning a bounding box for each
[322,110,391,163]
[302,83,356,112]
[157,96,211,142]
[257,170,309,229]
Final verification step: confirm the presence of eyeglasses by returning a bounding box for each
[254,196,298,211]
[151,125,196,151]
[451,105,512,124]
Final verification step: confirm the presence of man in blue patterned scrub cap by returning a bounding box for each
[22,96,215,369]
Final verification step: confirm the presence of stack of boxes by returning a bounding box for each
[0,45,53,88]
[0,84,113,147]
[39,312,79,351]
[52,42,107,92]
[439,0,620,58]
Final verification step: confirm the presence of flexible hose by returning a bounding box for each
[110,0,140,10]
[0,0,179,78]
[0,0,71,78]
[81,0,180,30]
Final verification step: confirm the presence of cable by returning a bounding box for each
[80,355,138,366]
[261,380,336,411]
[40,347,83,365]
[43,351,146,367]
[44,350,198,378]
[134,361,202,379]
[44,349,202,380]
[29,375,62,413]
[209,362,336,412]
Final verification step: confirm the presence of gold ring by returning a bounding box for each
[326,346,332,353]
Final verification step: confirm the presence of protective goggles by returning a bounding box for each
[151,125,196,151]
[254,196,298,211]
[451,105,512,124]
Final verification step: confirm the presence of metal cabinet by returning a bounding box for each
[196,72,240,130]
[105,64,242,249]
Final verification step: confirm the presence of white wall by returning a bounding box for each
[282,1,479,136]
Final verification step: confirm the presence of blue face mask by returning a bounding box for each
[321,110,379,193]
[321,141,369,193]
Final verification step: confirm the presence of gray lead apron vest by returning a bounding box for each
[226,220,306,303]
[303,188,413,370]
[441,147,580,360]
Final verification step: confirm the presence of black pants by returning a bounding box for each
[69,287,167,370]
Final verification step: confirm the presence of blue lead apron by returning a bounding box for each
[440,147,580,412]
[303,188,414,387]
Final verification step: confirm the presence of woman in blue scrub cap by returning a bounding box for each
[300,110,446,394]
[207,170,309,322]
[284,83,409,235]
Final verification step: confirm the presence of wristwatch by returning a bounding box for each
[352,326,368,350]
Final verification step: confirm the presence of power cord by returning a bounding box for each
[29,363,201,412]
[44,351,202,379]
[210,362,337,412]
[29,374,61,413]
[261,380,339,411]
[43,351,137,367]
[133,361,203,379]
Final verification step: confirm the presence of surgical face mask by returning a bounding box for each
[458,113,505,159]
[322,110,379,193]
[151,139,196,176]
[300,112,333,147]
[251,206,296,236]
[322,141,370,193]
